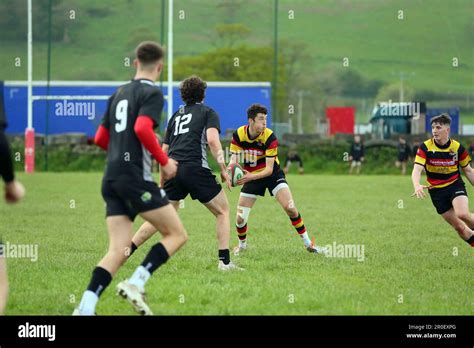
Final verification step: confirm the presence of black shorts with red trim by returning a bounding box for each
[428,179,467,214]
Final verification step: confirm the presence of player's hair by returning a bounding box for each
[180,75,207,104]
[247,103,267,120]
[135,41,164,68]
[430,113,451,126]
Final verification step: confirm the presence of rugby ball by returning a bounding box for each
[227,163,244,187]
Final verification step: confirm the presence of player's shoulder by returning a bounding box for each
[421,139,432,150]
[200,103,219,116]
[263,127,276,140]
[135,79,163,98]
[450,138,462,147]
[235,125,247,137]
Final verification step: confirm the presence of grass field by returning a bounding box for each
[1,172,473,315]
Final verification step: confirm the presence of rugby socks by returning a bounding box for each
[128,242,169,290]
[466,235,474,247]
[236,224,248,247]
[78,266,112,315]
[290,213,312,247]
[219,249,230,265]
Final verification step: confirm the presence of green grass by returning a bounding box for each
[1,172,473,315]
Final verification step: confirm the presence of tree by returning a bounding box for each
[213,23,251,48]
[375,82,415,103]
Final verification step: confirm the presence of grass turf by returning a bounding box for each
[1,172,473,315]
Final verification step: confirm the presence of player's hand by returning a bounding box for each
[4,180,25,204]
[361,157,365,162]
[220,169,232,191]
[411,184,429,199]
[161,158,178,181]
[236,170,253,186]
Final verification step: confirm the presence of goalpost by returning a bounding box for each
[25,0,175,173]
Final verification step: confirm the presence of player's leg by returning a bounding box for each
[298,165,304,175]
[130,200,180,254]
[274,186,312,249]
[441,208,474,245]
[129,172,185,256]
[204,189,242,269]
[452,195,474,234]
[234,193,257,253]
[349,161,355,174]
[204,190,230,254]
[0,248,8,315]
[76,215,133,315]
[117,204,188,315]
[401,161,407,175]
[356,161,362,174]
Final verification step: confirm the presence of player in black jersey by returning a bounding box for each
[349,135,365,175]
[0,81,25,315]
[74,42,188,316]
[129,76,242,270]
[395,136,411,175]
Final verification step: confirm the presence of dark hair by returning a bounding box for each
[135,41,164,65]
[247,103,268,120]
[180,75,207,104]
[430,113,451,126]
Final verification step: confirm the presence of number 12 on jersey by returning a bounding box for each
[174,113,193,135]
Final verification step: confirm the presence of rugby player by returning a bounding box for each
[0,81,26,315]
[74,42,187,316]
[412,113,474,247]
[229,104,326,255]
[129,76,242,271]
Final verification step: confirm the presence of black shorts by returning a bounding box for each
[102,179,169,221]
[428,179,468,215]
[163,164,222,203]
[241,169,288,197]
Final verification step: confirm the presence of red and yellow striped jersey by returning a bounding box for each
[414,138,471,189]
[230,126,280,174]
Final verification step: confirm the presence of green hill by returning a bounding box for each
[1,0,473,120]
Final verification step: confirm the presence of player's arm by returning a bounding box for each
[459,145,474,185]
[134,116,169,166]
[229,131,243,166]
[207,127,231,190]
[135,89,178,180]
[94,95,114,150]
[207,128,226,172]
[411,145,428,198]
[0,123,25,204]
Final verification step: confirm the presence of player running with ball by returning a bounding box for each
[412,113,474,248]
[229,104,326,255]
